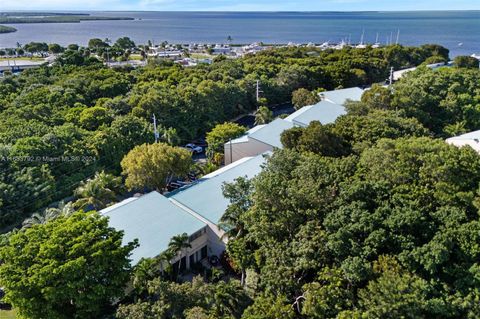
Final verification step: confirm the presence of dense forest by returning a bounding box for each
[0,43,447,231]
[111,66,480,319]
[3,41,480,318]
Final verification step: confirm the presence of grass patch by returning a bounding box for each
[129,54,144,61]
[190,53,213,60]
[0,309,17,319]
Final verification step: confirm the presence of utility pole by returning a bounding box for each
[389,67,394,86]
[105,47,110,67]
[229,139,233,164]
[256,80,263,104]
[256,80,260,102]
[152,114,159,143]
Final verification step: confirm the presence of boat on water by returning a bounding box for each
[372,33,381,48]
[356,29,366,48]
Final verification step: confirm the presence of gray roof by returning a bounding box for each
[286,101,346,127]
[230,124,267,144]
[102,192,206,265]
[321,87,364,105]
[168,152,268,224]
[248,119,294,148]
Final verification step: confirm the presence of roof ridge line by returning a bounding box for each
[168,198,225,239]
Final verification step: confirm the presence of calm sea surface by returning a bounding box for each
[0,11,479,57]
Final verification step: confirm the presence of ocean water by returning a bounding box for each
[0,11,479,57]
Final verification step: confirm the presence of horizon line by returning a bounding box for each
[1,9,480,13]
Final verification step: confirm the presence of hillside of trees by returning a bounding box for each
[3,41,480,318]
[0,42,448,231]
[110,65,480,318]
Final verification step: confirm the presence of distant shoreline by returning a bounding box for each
[0,25,16,33]
[0,12,134,24]
[0,17,134,24]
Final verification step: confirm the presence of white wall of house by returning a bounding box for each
[206,226,227,258]
[169,226,209,269]
[168,224,225,270]
[224,138,273,165]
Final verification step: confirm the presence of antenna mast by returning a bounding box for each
[256,80,263,103]
[389,67,394,86]
[152,114,159,143]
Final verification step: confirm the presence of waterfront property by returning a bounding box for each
[101,152,268,269]
[224,87,362,164]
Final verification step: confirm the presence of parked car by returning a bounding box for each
[184,143,203,154]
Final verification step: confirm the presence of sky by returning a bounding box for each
[1,0,479,11]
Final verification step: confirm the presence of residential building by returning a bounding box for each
[283,100,347,128]
[101,152,268,268]
[212,45,232,55]
[224,87,363,164]
[319,87,364,105]
[149,47,183,58]
[224,119,293,164]
[102,192,211,270]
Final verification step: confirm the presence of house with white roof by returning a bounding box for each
[224,87,363,164]
[101,152,268,269]
[212,45,232,55]
[446,130,480,153]
[319,87,365,105]
[283,101,347,128]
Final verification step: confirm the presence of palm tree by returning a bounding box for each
[160,127,180,146]
[254,106,273,125]
[74,171,122,211]
[219,177,253,285]
[22,201,74,228]
[227,35,233,45]
[168,233,191,280]
[208,281,242,318]
[157,249,175,277]
[132,258,158,297]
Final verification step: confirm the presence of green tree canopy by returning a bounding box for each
[454,55,480,69]
[88,38,109,49]
[73,171,123,211]
[223,136,480,317]
[281,121,350,156]
[291,88,321,110]
[121,142,192,191]
[0,211,137,319]
[254,106,273,125]
[48,43,64,54]
[115,36,136,50]
[206,122,246,157]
